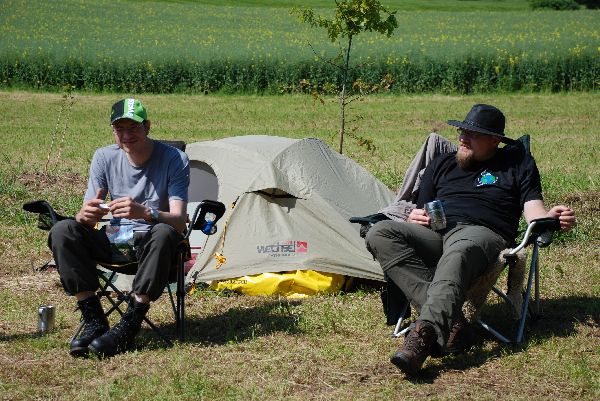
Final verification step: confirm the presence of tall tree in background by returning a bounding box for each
[294,0,397,154]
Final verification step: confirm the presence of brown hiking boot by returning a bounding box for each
[445,312,474,355]
[390,320,437,376]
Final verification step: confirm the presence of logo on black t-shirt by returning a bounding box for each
[476,170,498,187]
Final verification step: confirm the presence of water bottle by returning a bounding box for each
[201,212,217,235]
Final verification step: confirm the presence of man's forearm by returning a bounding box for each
[144,209,186,233]
[522,199,548,223]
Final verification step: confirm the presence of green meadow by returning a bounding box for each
[0,0,599,93]
[0,1,598,399]
[0,91,598,400]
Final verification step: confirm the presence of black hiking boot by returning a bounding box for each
[390,320,437,376]
[70,295,109,357]
[89,298,150,358]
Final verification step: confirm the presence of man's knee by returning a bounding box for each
[48,219,83,246]
[445,238,495,267]
[446,225,506,263]
[147,223,182,249]
[150,223,179,238]
[436,240,490,287]
[365,220,406,251]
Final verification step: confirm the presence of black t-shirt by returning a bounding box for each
[416,144,543,242]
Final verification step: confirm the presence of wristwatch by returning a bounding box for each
[148,208,160,223]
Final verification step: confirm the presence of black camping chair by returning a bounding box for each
[23,198,225,346]
[351,135,562,346]
[22,138,225,346]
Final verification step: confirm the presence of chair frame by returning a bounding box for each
[474,217,559,345]
[86,199,225,346]
[388,218,560,346]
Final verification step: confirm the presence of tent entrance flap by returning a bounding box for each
[255,188,298,198]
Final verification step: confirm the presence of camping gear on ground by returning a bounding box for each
[210,270,347,298]
[185,135,395,294]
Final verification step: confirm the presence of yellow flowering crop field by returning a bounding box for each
[0,0,598,93]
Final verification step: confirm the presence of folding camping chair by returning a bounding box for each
[351,134,562,346]
[23,198,225,346]
[22,139,225,346]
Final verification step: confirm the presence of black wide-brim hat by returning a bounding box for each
[448,104,514,143]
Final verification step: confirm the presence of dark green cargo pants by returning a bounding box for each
[366,220,507,348]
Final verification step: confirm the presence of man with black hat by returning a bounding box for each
[48,98,190,357]
[365,104,576,376]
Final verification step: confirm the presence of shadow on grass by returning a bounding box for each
[474,294,600,342]
[136,299,304,350]
[0,331,47,342]
[404,294,600,383]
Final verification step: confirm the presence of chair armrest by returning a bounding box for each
[22,200,72,230]
[349,213,390,226]
[186,200,226,239]
[529,217,561,248]
[508,217,561,255]
[349,213,391,238]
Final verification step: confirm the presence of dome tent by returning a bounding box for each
[185,135,394,287]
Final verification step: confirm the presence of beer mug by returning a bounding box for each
[424,200,446,231]
[37,305,55,334]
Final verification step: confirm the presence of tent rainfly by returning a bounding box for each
[185,135,395,284]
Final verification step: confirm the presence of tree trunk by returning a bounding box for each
[338,35,353,154]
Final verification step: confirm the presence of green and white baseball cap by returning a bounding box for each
[110,98,147,124]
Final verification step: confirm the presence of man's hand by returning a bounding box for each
[547,205,576,231]
[407,208,431,226]
[108,197,149,220]
[75,189,109,227]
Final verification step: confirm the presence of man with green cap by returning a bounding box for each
[366,104,576,376]
[48,98,190,357]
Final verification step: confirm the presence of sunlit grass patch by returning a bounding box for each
[0,90,598,400]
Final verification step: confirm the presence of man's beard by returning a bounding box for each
[456,150,475,169]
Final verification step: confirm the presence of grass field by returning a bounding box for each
[0,90,598,400]
[1,0,599,92]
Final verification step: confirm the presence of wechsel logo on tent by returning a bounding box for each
[257,240,308,257]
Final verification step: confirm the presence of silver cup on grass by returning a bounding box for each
[37,305,55,334]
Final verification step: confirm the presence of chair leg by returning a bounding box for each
[391,302,411,338]
[96,269,173,348]
[472,243,543,347]
[533,246,542,319]
[515,242,540,345]
[176,251,185,342]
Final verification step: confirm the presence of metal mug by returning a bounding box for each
[424,200,446,231]
[37,305,55,334]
